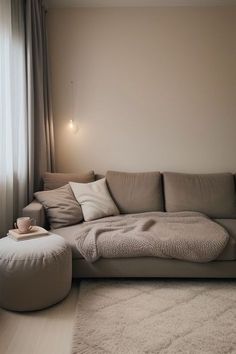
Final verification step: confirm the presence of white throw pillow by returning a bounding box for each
[69,178,120,221]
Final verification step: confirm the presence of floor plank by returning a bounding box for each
[0,281,79,354]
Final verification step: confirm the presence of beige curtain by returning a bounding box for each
[0,0,28,236]
[25,0,55,196]
[0,0,55,236]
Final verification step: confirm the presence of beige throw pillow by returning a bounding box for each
[69,179,119,221]
[34,184,83,229]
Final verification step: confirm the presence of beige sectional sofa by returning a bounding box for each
[23,171,236,278]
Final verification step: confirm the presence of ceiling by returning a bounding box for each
[46,0,236,8]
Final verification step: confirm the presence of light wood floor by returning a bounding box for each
[0,281,80,354]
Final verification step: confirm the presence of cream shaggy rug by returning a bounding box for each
[71,279,236,354]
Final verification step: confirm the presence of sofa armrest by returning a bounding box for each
[22,200,47,228]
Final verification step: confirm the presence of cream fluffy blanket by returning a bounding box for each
[75,212,229,263]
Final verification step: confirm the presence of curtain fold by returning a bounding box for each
[25,0,55,195]
[0,0,28,236]
[0,0,55,237]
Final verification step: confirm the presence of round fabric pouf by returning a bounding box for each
[0,234,72,311]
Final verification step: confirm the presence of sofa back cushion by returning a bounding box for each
[163,172,236,218]
[43,171,95,190]
[106,171,164,214]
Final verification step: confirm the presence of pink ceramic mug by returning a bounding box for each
[14,217,35,234]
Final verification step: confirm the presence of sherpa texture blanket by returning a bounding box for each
[75,212,229,263]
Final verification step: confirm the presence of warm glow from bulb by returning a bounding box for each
[68,119,79,133]
[69,119,74,129]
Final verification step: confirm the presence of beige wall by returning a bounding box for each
[47,7,236,174]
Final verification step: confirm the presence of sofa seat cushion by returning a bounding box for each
[52,224,85,259]
[106,171,164,214]
[54,215,236,263]
[163,172,236,218]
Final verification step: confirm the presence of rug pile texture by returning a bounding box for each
[72,279,236,354]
